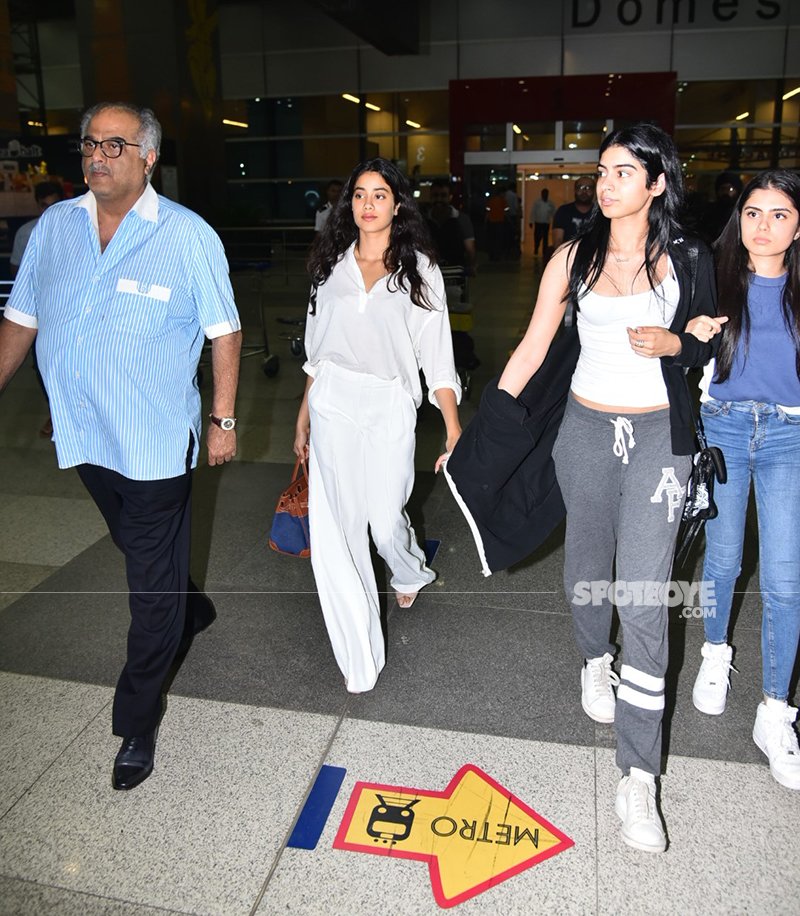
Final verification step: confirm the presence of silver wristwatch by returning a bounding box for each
[209,414,237,431]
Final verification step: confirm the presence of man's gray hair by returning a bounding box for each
[80,102,162,176]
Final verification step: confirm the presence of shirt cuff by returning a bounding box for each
[204,319,241,339]
[428,380,462,408]
[302,361,317,378]
[3,306,37,329]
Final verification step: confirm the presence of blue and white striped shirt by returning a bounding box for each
[6,185,241,480]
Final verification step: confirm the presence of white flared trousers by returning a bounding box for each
[308,362,435,692]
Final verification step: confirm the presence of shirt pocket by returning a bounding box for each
[116,277,172,302]
[108,277,174,336]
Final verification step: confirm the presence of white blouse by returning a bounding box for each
[303,243,461,408]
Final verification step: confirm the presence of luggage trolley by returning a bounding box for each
[440,265,478,399]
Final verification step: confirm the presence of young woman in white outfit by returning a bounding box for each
[495,125,717,853]
[293,158,461,694]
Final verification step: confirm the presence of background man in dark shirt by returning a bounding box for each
[426,179,476,273]
[552,177,596,247]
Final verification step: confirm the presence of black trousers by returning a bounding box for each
[533,222,549,254]
[77,447,201,738]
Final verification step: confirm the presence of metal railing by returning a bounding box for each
[0,279,12,316]
[215,224,315,284]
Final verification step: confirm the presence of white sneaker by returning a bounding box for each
[615,768,667,853]
[581,653,619,723]
[692,642,734,715]
[753,700,800,790]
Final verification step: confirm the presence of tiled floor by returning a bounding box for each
[1,257,798,915]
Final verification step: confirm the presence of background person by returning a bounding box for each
[485,186,507,261]
[9,179,66,437]
[425,178,477,274]
[553,177,597,324]
[529,187,555,256]
[552,176,596,248]
[10,181,65,279]
[495,124,717,853]
[293,157,461,695]
[504,181,521,259]
[689,169,800,791]
[0,102,242,791]
[696,171,743,246]
[314,179,343,234]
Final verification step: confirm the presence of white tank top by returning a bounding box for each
[570,259,680,407]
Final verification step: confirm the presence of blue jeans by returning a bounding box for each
[700,399,800,700]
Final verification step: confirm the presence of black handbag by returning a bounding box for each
[675,409,726,566]
[674,239,727,565]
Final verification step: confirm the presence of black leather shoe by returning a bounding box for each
[192,594,217,635]
[187,584,217,635]
[176,590,217,657]
[112,730,157,790]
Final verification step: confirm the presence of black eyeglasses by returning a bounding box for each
[80,137,141,159]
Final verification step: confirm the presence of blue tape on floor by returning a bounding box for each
[287,764,347,850]
[424,538,441,566]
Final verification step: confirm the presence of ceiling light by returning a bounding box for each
[365,102,381,111]
[222,119,248,128]
[342,93,360,104]
[406,119,421,128]
[782,86,800,100]
[735,111,749,121]
[512,124,522,135]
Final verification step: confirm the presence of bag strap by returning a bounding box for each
[687,240,698,303]
[679,239,707,450]
[291,458,308,482]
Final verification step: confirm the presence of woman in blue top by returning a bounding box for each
[690,169,800,791]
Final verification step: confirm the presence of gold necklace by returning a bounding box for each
[609,237,645,264]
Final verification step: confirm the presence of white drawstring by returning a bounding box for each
[610,416,636,465]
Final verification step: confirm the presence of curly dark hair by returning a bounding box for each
[307,157,437,313]
[566,123,686,310]
[713,168,800,382]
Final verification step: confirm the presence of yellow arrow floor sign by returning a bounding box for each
[333,763,574,908]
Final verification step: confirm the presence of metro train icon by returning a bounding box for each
[366,794,420,845]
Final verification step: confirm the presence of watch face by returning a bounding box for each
[220,418,236,431]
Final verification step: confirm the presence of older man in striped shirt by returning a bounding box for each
[0,102,242,791]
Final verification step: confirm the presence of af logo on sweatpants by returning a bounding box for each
[650,467,686,522]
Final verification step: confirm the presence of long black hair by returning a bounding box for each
[713,169,800,382]
[307,157,437,313]
[566,123,685,309]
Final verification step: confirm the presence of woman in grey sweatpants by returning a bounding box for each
[553,400,690,776]
[497,123,717,853]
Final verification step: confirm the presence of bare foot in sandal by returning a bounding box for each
[395,591,418,609]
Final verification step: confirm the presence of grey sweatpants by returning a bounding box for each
[553,395,691,776]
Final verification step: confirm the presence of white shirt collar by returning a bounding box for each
[77,183,159,231]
